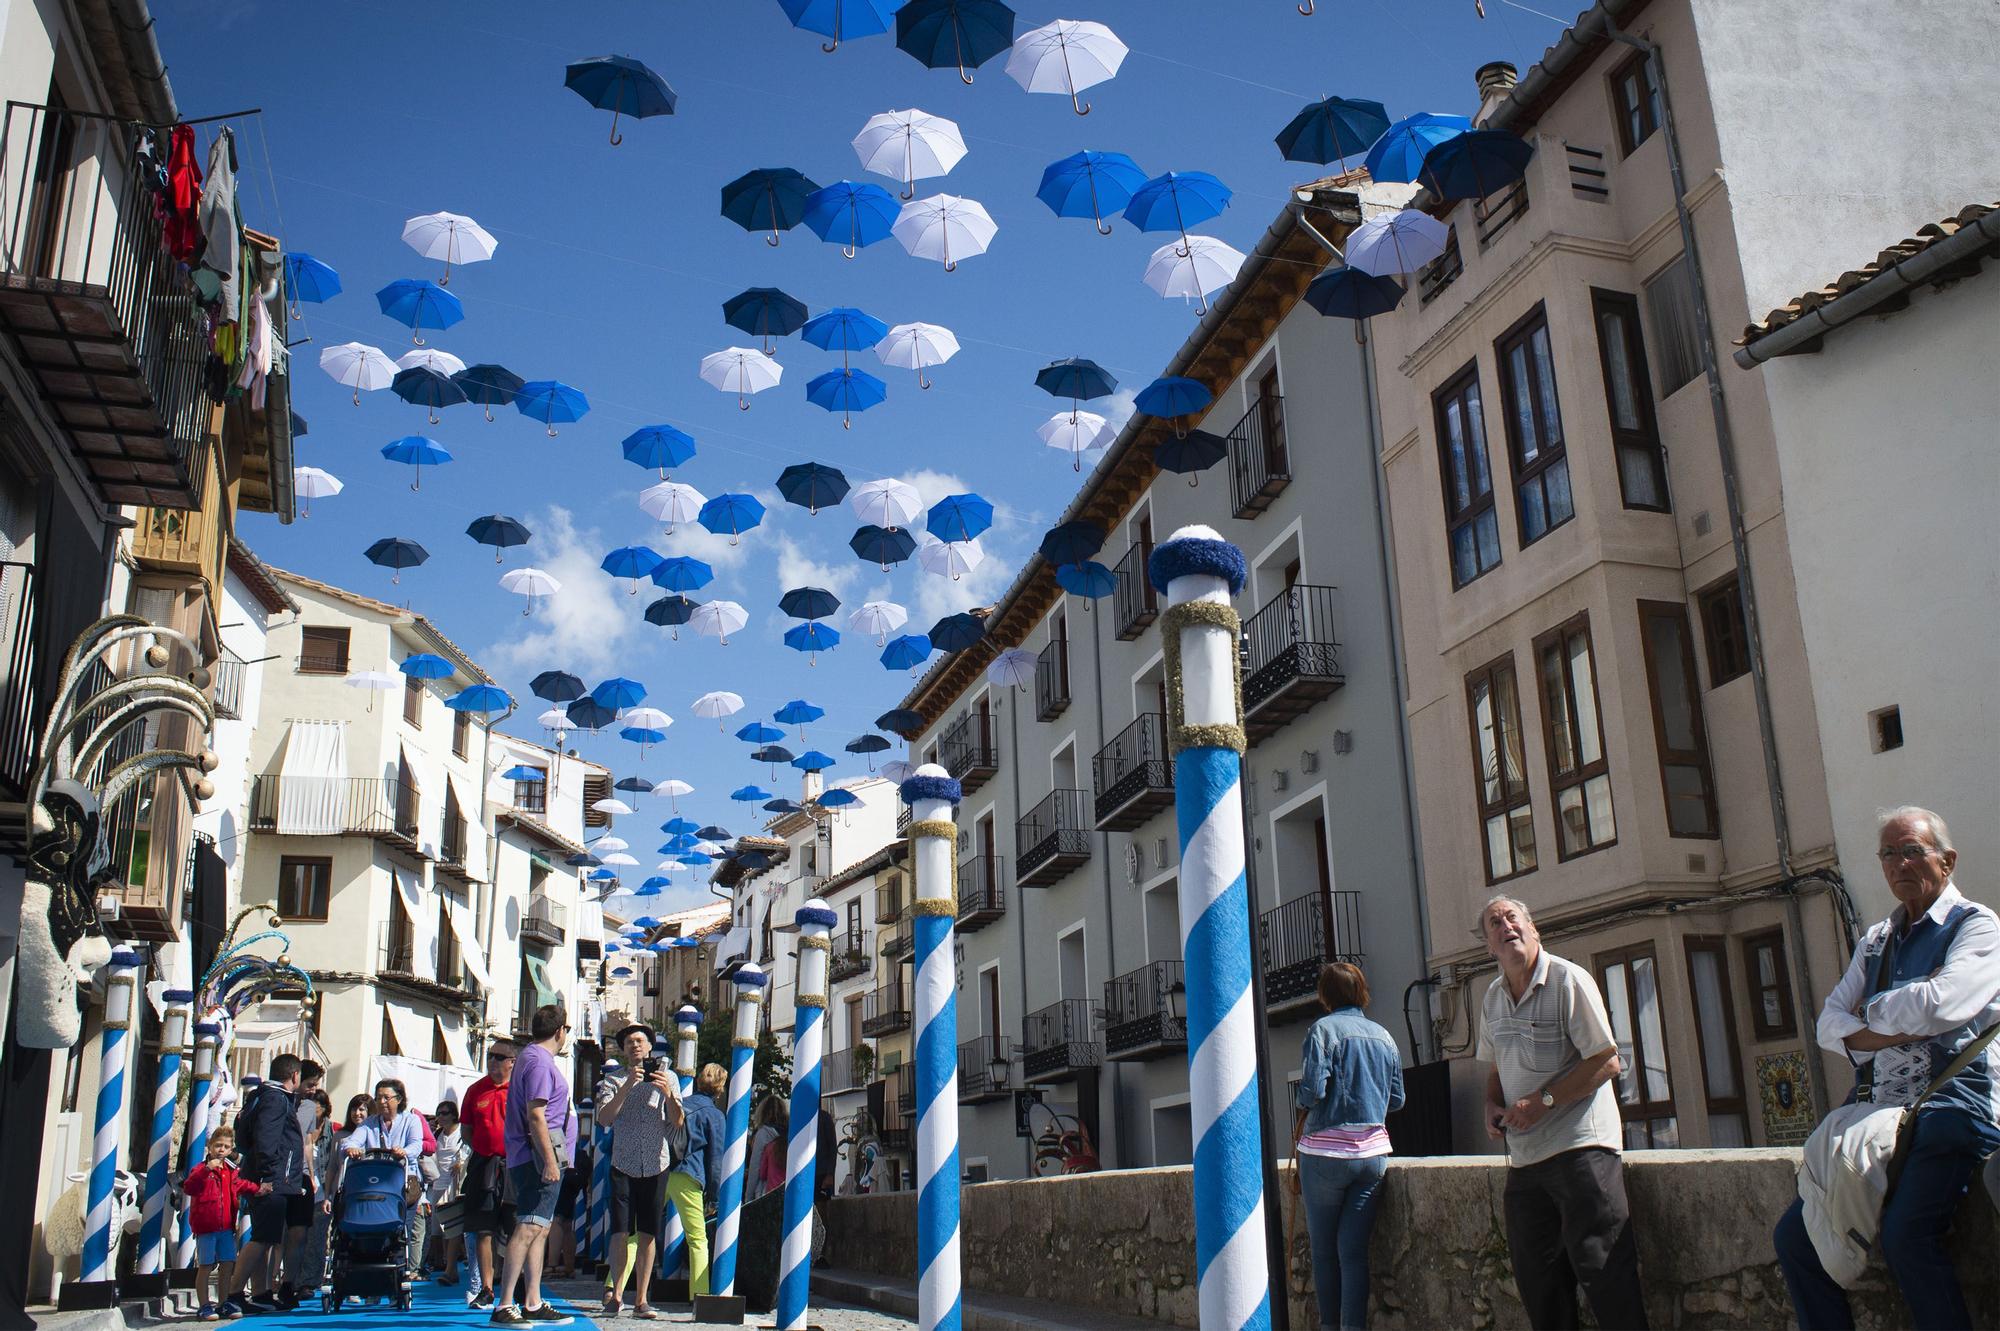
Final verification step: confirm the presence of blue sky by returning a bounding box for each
[156,0,1559,913]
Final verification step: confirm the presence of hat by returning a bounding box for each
[611,1023,657,1049]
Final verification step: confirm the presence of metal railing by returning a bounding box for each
[1226,394,1291,518]
[956,853,1006,930]
[1475,176,1530,248]
[881,911,914,960]
[440,818,469,868]
[895,803,911,836]
[247,775,420,840]
[829,928,872,982]
[1103,960,1188,1055]
[821,1047,870,1096]
[1242,584,1345,716]
[1418,227,1464,305]
[1035,638,1070,720]
[861,979,910,1037]
[1258,891,1364,1009]
[875,877,905,925]
[0,558,41,793]
[1092,713,1172,827]
[1112,542,1157,640]
[1020,998,1101,1079]
[1015,787,1091,884]
[957,1035,1014,1101]
[210,652,246,720]
[297,645,349,675]
[940,710,998,785]
[523,894,567,945]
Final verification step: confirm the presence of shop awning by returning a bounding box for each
[383,1002,433,1061]
[392,865,436,981]
[435,1010,474,1068]
[443,893,491,989]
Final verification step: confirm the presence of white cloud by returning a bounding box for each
[773,532,860,602]
[909,546,1015,627]
[485,506,636,676]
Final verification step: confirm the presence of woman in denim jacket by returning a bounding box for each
[1292,962,1404,1331]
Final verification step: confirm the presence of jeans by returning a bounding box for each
[1502,1147,1649,1330]
[1774,1107,2000,1330]
[1298,1153,1386,1331]
[664,1170,710,1296]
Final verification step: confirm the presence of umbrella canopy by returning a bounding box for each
[917,533,984,581]
[850,524,918,570]
[564,54,677,144]
[723,287,810,355]
[879,757,913,781]
[1036,357,1118,413]
[774,699,825,727]
[926,492,993,542]
[643,594,700,634]
[376,278,462,345]
[802,306,891,354]
[623,707,672,732]
[1421,128,1535,203]
[751,744,797,766]
[640,480,707,532]
[896,0,1016,82]
[401,211,497,285]
[593,677,647,711]
[736,721,785,744]
[651,555,714,593]
[690,599,749,644]
[853,108,967,199]
[657,783,695,805]
[1007,18,1126,114]
[780,586,842,621]
[567,698,617,731]
[699,348,784,410]
[892,193,996,271]
[1125,171,1232,244]
[365,536,428,583]
[531,670,586,702]
[622,424,697,477]
[692,693,743,726]
[469,512,532,558]
[876,707,924,734]
[1153,429,1229,483]
[1134,376,1214,426]
[721,167,821,246]
[928,611,984,651]
[817,787,860,808]
[389,366,466,424]
[380,434,452,490]
[764,798,805,815]
[806,367,887,428]
[874,321,959,389]
[397,347,467,377]
[538,707,574,733]
[400,653,455,680]
[1274,96,1392,168]
[319,341,397,404]
[293,465,342,517]
[697,492,766,543]
[601,545,663,593]
[778,0,902,51]
[729,785,773,803]
[1055,560,1116,600]
[848,477,923,529]
[1345,209,1450,277]
[776,461,850,515]
[880,633,933,672]
[1040,520,1105,565]
[986,647,1036,688]
[846,733,892,756]
[447,684,512,714]
[502,764,546,782]
[620,726,668,748]
[452,363,523,420]
[283,252,341,314]
[1144,235,1248,316]
[499,568,561,614]
[1364,111,1473,183]
[849,600,908,643]
[1303,266,1405,343]
[515,380,590,436]
[1037,149,1147,234]
[802,180,900,258]
[1038,410,1109,469]
[662,815,699,834]
[792,750,836,773]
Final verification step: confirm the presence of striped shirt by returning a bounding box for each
[1296,1124,1392,1159]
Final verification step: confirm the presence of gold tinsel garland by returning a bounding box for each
[906,818,960,913]
[1161,599,1246,755]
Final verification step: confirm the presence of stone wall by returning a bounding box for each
[820,1149,1998,1329]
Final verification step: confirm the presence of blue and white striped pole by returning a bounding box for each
[903,766,964,1331]
[81,950,145,1287]
[710,962,768,1297]
[136,988,193,1277]
[658,1005,701,1283]
[588,1102,612,1266]
[175,1020,221,1269]
[1153,526,1271,1331]
[776,900,837,1329]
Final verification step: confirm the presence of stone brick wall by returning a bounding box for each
[820,1149,1997,1328]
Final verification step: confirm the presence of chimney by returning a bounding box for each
[1475,61,1519,123]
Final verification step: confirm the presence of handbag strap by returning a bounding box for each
[1913,1019,2000,1110]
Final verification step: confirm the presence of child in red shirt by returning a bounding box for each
[183,1127,267,1320]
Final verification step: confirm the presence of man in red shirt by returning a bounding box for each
[458,1041,515,1309]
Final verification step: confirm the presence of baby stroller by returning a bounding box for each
[322,1151,414,1313]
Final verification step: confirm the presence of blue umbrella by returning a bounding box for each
[567,698,616,731]
[593,677,648,710]
[802,181,900,258]
[877,707,924,733]
[515,380,589,436]
[928,611,984,652]
[620,725,668,750]
[645,594,700,637]
[1056,560,1116,602]
[846,733,891,756]
[640,876,674,893]
[389,366,467,424]
[679,852,715,866]
[764,798,804,814]
[1420,128,1534,203]
[502,764,545,782]
[778,0,903,52]
[290,410,308,439]
[1303,266,1405,343]
[736,722,784,745]
[1134,376,1214,434]
[896,0,1015,83]
[926,492,992,542]
[777,461,850,515]
[365,537,428,584]
[698,492,766,543]
[601,545,663,594]
[1036,357,1117,422]
[792,750,836,772]
[650,555,714,593]
[1039,520,1105,565]
[661,834,697,854]
[1363,112,1473,184]
[1124,172,1233,253]
[466,514,531,563]
[880,633,932,672]
[400,653,454,680]
[662,816,699,835]
[531,670,585,702]
[774,699,825,729]
[806,367,886,429]
[564,54,677,145]
[779,587,842,621]
[616,776,657,794]
[1152,430,1228,485]
[721,168,821,246]
[375,279,462,345]
[447,684,513,714]
[850,524,917,570]
[783,623,840,665]
[566,851,602,868]
[453,363,523,421]
[751,744,797,767]
[1274,96,1391,168]
[379,435,452,491]
[283,253,341,317]
[622,425,697,478]
[729,785,772,803]
[817,787,859,808]
[724,287,810,354]
[1037,150,1147,234]
[801,306,890,354]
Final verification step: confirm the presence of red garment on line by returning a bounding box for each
[162,124,203,262]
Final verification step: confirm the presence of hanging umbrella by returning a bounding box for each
[567,851,602,868]
[1134,377,1214,435]
[880,633,933,673]
[986,647,1036,689]
[1345,209,1450,278]
[402,211,497,285]
[817,787,860,812]
[699,348,784,410]
[853,108,967,200]
[918,533,984,581]
[736,721,784,744]
[848,477,923,529]
[618,776,658,794]
[500,566,562,615]
[1303,265,1406,344]
[538,707,574,734]
[447,684,513,714]
[848,600,908,644]
[690,599,748,645]
[876,707,924,734]
[779,586,842,621]
[644,594,700,637]
[1274,96,1392,168]
[453,363,524,421]
[397,347,467,377]
[1144,235,1248,316]
[594,835,631,857]
[531,670,586,702]
[379,435,452,491]
[601,545,663,595]
[892,193,996,271]
[1126,172,1233,261]
[661,815,699,835]
[290,411,308,438]
[691,692,743,729]
[896,0,1016,82]
[802,180,900,259]
[567,698,617,731]
[1363,112,1473,184]
[730,784,773,803]
[792,750,836,773]
[1420,128,1535,203]
[879,756,914,782]
[1039,410,1109,470]
[502,764,547,782]
[720,167,821,246]
[850,524,917,570]
[389,366,467,425]
[779,0,903,51]
[776,462,849,516]
[764,799,805,815]
[623,706,672,733]
[365,537,428,584]
[293,466,342,517]
[1040,520,1105,565]
[845,733,892,765]
[564,54,677,145]
[515,380,590,436]
[806,367,887,428]
[802,306,891,355]
[1036,149,1147,234]
[657,782,695,809]
[774,699,825,730]
[697,492,766,544]
[283,253,341,318]
[724,287,810,355]
[926,493,992,543]
[620,725,669,753]
[751,744,797,768]
[344,670,399,712]
[1006,19,1127,115]
[928,611,984,651]
[1055,560,1116,604]
[622,425,697,478]
[651,555,714,593]
[400,653,454,680]
[319,342,397,405]
[783,623,840,665]
[376,278,462,345]
[1153,429,1229,483]
[593,677,648,711]
[874,321,959,389]
[1036,357,1117,421]
[640,480,707,534]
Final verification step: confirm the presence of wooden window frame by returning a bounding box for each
[403,673,424,728]
[1433,360,1502,590]
[298,626,350,675]
[1465,652,1537,885]
[1532,613,1617,861]
[1590,288,1671,512]
[278,855,332,922]
[1609,48,1660,156]
[1696,573,1751,687]
[1594,940,1678,1147]
[1494,303,1574,547]
[1740,928,1797,1039]
[1682,936,1750,1139]
[452,708,472,758]
[1636,600,1720,839]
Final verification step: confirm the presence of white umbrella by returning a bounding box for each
[880,759,913,785]
[640,480,707,533]
[1039,410,1110,470]
[593,800,635,819]
[401,211,497,285]
[655,778,695,801]
[1344,208,1450,277]
[1006,19,1128,115]
[874,322,960,390]
[343,669,399,713]
[848,478,923,530]
[692,840,725,856]
[622,706,673,732]
[852,109,967,200]
[689,599,749,645]
[593,835,631,854]
[499,566,561,616]
[987,648,1037,689]
[690,693,742,729]
[537,707,572,733]
[653,860,682,875]
[1143,235,1248,316]
[395,347,466,376]
[599,851,639,866]
[918,533,985,581]
[319,341,397,405]
[293,466,343,518]
[892,194,997,272]
[699,348,784,410]
[847,600,908,645]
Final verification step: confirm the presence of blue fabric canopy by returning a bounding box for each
[721,168,821,244]
[802,181,900,256]
[1037,150,1147,234]
[564,55,677,143]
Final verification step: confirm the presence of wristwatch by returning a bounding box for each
[1539,1090,1556,1109]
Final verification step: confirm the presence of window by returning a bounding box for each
[436,895,462,986]
[1644,254,1702,397]
[1591,289,1670,511]
[1610,49,1660,155]
[1495,307,1574,545]
[1534,615,1616,859]
[278,856,332,921]
[1741,929,1796,1039]
[1871,706,1903,753]
[1433,363,1501,588]
[298,626,349,674]
[514,767,548,813]
[1256,363,1288,474]
[1466,655,1536,883]
[1697,574,1751,686]
[1684,938,1749,1146]
[1596,943,1677,1148]
[404,673,424,727]
[453,708,472,758]
[1637,601,1718,837]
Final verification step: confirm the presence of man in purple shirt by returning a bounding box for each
[491,1005,573,1326]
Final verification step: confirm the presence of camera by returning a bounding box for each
[642,1056,663,1078]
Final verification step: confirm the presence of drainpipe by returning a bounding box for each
[1086,594,1120,1169]
[1006,687,1032,1179]
[1605,17,1825,1114]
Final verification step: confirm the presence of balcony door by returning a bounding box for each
[981,966,1002,1042]
[1059,925,1088,1004]
[976,812,996,888]
[1257,364,1288,473]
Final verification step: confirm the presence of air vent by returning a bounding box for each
[1154,837,1170,867]
[1693,511,1713,538]
[1300,750,1321,775]
[1272,769,1290,793]
[1686,853,1706,874]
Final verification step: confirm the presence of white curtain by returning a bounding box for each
[383,1001,433,1061]
[394,866,437,981]
[443,893,492,989]
[276,720,348,834]
[372,1053,480,1114]
[435,1011,473,1069]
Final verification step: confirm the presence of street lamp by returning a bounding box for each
[988,1043,1010,1092]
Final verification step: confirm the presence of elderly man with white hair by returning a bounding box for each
[1773,805,2000,1331]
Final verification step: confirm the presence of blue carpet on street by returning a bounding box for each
[238,1281,592,1330]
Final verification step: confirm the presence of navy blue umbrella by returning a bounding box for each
[1153,430,1228,484]
[851,524,917,570]
[751,745,797,777]
[1037,357,1117,424]
[777,462,850,515]
[763,798,805,814]
[780,586,842,621]
[928,612,984,652]
[724,287,810,354]
[896,0,1016,83]
[365,536,428,584]
[1275,96,1391,168]
[564,54,677,145]
[1134,376,1214,436]
[1039,520,1105,566]
[1420,129,1534,204]
[1303,266,1405,343]
[531,670,585,702]
[845,733,892,762]
[876,708,923,735]
[389,366,466,426]
[466,514,531,563]
[720,168,821,246]
[452,363,523,421]
[696,825,732,841]
[1056,560,1117,602]
[616,776,657,794]
[290,410,308,439]
[1037,150,1147,235]
[622,425,696,478]
[644,594,700,638]
[566,697,616,731]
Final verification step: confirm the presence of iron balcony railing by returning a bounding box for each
[248,775,420,842]
[1021,998,1102,1082]
[523,894,567,946]
[0,558,42,794]
[1226,394,1291,518]
[821,1047,870,1096]
[940,710,998,792]
[1103,960,1188,1058]
[210,652,246,720]
[956,854,1006,932]
[1241,583,1346,740]
[440,818,469,868]
[829,928,872,982]
[377,920,467,992]
[895,1062,918,1117]
[1015,787,1091,886]
[957,1035,1014,1103]
[1258,891,1364,1011]
[1112,542,1157,640]
[1418,226,1464,305]
[1092,713,1173,830]
[875,877,905,925]
[881,911,914,961]
[1035,638,1070,720]
[896,802,911,836]
[861,979,910,1037]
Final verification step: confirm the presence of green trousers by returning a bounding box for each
[663,1171,710,1297]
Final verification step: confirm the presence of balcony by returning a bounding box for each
[522,894,567,947]
[1035,639,1070,721]
[895,803,911,836]
[1112,542,1158,640]
[1103,960,1187,1062]
[1258,891,1363,1017]
[438,819,479,887]
[956,854,1006,933]
[1021,998,1101,1085]
[248,775,423,855]
[828,928,872,983]
[881,911,914,963]
[0,103,218,508]
[0,558,43,802]
[1226,394,1291,519]
[875,876,905,925]
[1242,584,1346,745]
[1418,226,1464,305]
[821,1047,870,1096]
[1474,176,1530,249]
[1093,713,1173,831]
[378,921,470,1000]
[1015,788,1091,887]
[129,442,228,597]
[870,1076,912,1152]
[210,652,246,720]
[940,710,998,794]
[958,1035,1014,1104]
[861,979,910,1038]
[895,1061,917,1118]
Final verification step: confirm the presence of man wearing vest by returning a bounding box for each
[1775,805,2000,1330]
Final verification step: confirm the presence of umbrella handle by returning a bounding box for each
[954,16,974,84]
[609,107,624,147]
[768,230,781,247]
[843,415,852,430]
[1088,164,1113,235]
[352,389,361,407]
[1097,216,1114,236]
[547,424,559,438]
[413,331,426,346]
[1062,45,1091,115]
[429,407,440,426]
[823,1,841,52]
[289,301,302,320]
[1300,0,1314,12]
[1189,474,1200,488]
[485,405,495,422]
[411,475,421,493]
[495,550,503,564]
[439,259,451,288]
[918,367,931,391]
